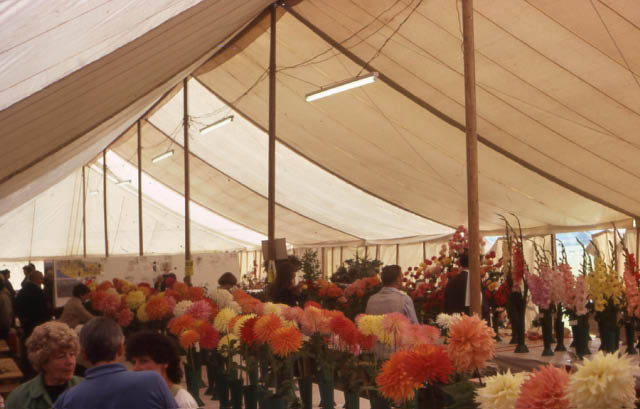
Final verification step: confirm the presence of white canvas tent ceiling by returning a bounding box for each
[2,0,640,259]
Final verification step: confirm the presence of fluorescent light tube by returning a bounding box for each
[200,116,234,134]
[306,72,378,102]
[116,179,131,186]
[88,190,99,196]
[152,150,174,163]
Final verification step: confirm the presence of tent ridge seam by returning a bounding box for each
[283,4,638,221]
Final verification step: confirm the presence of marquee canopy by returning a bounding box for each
[1,0,639,259]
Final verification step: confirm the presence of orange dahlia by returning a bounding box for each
[406,344,452,385]
[179,329,200,349]
[515,365,570,409]
[172,282,190,300]
[329,316,359,346]
[269,327,303,358]
[376,350,421,403]
[253,314,282,344]
[146,296,171,320]
[188,286,204,301]
[447,314,495,373]
[168,314,195,336]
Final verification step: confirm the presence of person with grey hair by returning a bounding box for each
[6,321,82,409]
[53,317,177,409]
[366,265,418,324]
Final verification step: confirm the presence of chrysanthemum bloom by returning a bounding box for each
[382,312,411,346]
[240,317,259,346]
[269,327,303,358]
[329,316,359,347]
[179,329,200,349]
[173,300,194,317]
[254,314,282,344]
[436,313,453,328]
[376,350,421,403]
[515,365,569,409]
[566,351,638,409]
[217,334,239,357]
[213,307,238,333]
[406,344,453,385]
[403,324,440,348]
[232,314,256,338]
[168,314,195,336]
[164,288,181,302]
[475,370,526,409]
[188,286,204,301]
[145,296,171,320]
[185,300,212,321]
[101,293,122,316]
[300,307,330,335]
[447,314,495,373]
[91,291,108,311]
[198,324,220,350]
[136,285,152,298]
[172,282,190,300]
[117,308,134,327]
[282,306,304,323]
[125,290,146,310]
[136,303,149,322]
[97,281,113,292]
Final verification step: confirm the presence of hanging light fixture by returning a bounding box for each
[305,72,378,102]
[200,116,234,134]
[151,150,174,163]
[116,179,131,186]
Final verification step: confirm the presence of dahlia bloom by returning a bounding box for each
[188,286,204,301]
[403,324,440,348]
[185,299,212,321]
[253,314,282,344]
[100,293,121,316]
[515,365,569,409]
[240,317,259,346]
[213,307,238,333]
[173,300,194,317]
[179,329,200,349]
[567,351,638,409]
[210,288,241,314]
[447,314,495,373]
[145,296,171,320]
[168,314,195,336]
[300,306,330,335]
[382,312,411,346]
[475,370,526,409]
[172,282,190,300]
[136,303,149,322]
[117,308,134,327]
[282,306,304,324]
[376,350,421,403]
[232,314,256,337]
[269,327,303,358]
[198,324,220,349]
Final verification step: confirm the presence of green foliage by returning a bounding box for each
[331,256,383,284]
[301,250,321,281]
[441,381,480,409]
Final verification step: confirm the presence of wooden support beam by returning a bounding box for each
[396,243,400,265]
[82,166,87,258]
[550,234,557,267]
[183,78,192,285]
[463,0,481,315]
[267,3,277,267]
[103,150,109,257]
[137,120,144,256]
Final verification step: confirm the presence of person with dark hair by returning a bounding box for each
[218,272,237,289]
[126,331,198,408]
[53,317,177,409]
[1,269,15,298]
[365,265,418,324]
[0,279,12,341]
[268,257,301,306]
[21,263,36,289]
[59,284,94,329]
[444,250,470,314]
[15,270,49,338]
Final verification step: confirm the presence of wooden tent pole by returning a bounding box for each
[82,166,87,258]
[396,244,400,265]
[551,234,557,267]
[463,0,481,315]
[613,227,618,272]
[635,219,639,260]
[103,150,109,257]
[267,3,277,269]
[183,78,192,285]
[137,120,144,256]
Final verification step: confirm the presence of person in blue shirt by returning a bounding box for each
[53,317,177,409]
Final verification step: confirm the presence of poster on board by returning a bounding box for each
[54,259,103,306]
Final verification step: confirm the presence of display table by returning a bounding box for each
[0,340,9,356]
[0,358,23,395]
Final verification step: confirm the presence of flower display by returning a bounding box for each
[511,245,525,292]
[403,324,440,348]
[623,252,640,318]
[269,327,303,357]
[232,289,263,314]
[574,276,588,316]
[515,365,570,409]
[587,257,624,312]
[381,312,410,346]
[172,282,190,300]
[240,317,259,346]
[253,314,282,344]
[97,281,113,292]
[136,303,149,322]
[179,329,200,349]
[447,314,495,373]
[188,286,204,301]
[168,314,195,336]
[566,351,638,409]
[173,300,194,317]
[526,263,552,310]
[300,306,330,335]
[376,350,421,403]
[282,306,304,323]
[213,307,238,333]
[210,288,241,313]
[475,370,526,409]
[263,302,284,316]
[559,263,576,311]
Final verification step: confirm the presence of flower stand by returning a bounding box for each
[318,379,335,408]
[243,385,258,409]
[625,319,637,355]
[541,309,554,356]
[183,362,206,407]
[554,306,566,352]
[298,377,313,409]
[344,391,360,409]
[230,378,243,409]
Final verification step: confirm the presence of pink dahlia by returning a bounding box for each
[447,314,495,373]
[185,300,213,320]
[515,365,570,409]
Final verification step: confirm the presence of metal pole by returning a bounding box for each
[137,120,144,256]
[267,3,277,267]
[184,78,192,285]
[82,166,86,258]
[103,150,109,257]
[463,0,481,315]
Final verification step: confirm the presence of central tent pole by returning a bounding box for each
[463,0,481,315]
[184,78,192,285]
[103,150,109,257]
[137,120,144,256]
[267,3,277,282]
[82,166,87,258]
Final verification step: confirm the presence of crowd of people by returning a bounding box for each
[0,265,246,409]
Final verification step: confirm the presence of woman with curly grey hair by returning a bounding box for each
[6,321,82,409]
